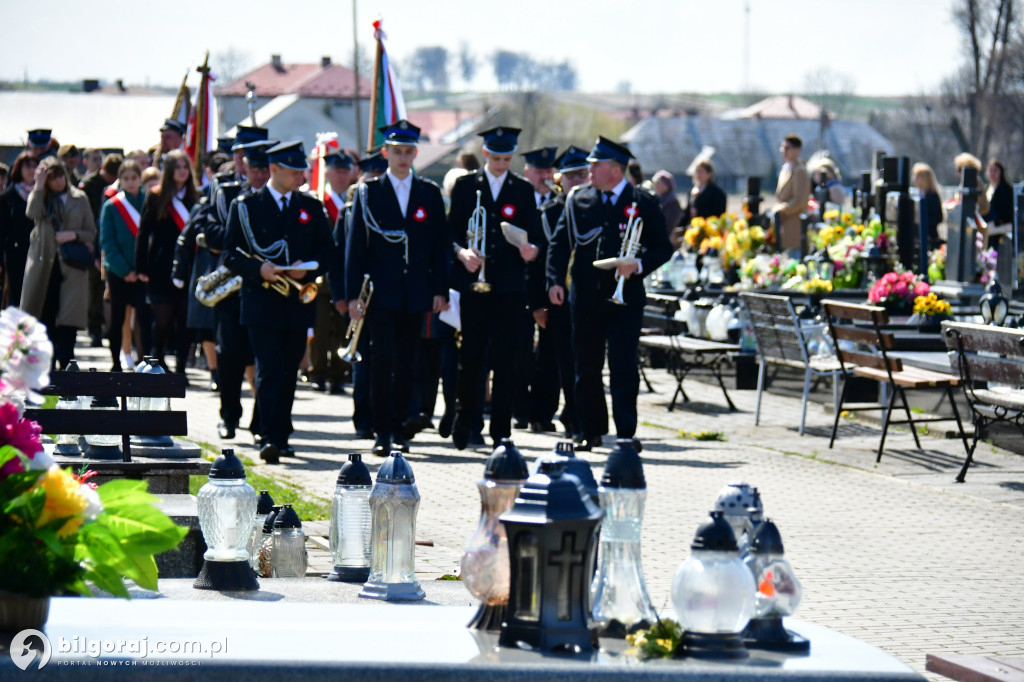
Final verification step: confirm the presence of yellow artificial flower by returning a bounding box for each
[823,209,840,222]
[33,466,89,538]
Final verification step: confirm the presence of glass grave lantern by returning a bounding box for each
[328,454,373,583]
[743,519,807,652]
[671,511,755,659]
[533,441,599,505]
[53,359,83,456]
[498,459,603,654]
[360,451,424,601]
[272,504,308,578]
[248,490,275,572]
[131,357,173,447]
[257,504,283,578]
[980,277,1009,326]
[461,438,529,631]
[82,382,122,460]
[712,482,763,557]
[590,439,656,637]
[194,449,259,591]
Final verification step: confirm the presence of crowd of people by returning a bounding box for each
[1,120,1012,466]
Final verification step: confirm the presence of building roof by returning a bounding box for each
[223,95,362,155]
[0,91,177,151]
[722,95,833,121]
[218,57,370,99]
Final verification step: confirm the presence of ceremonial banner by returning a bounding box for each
[368,18,407,149]
[185,52,218,183]
[310,132,341,204]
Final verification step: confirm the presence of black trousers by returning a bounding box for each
[542,303,579,434]
[247,325,305,447]
[368,309,422,436]
[457,290,524,441]
[150,291,189,373]
[572,297,643,439]
[216,296,254,428]
[351,328,372,433]
[512,309,537,423]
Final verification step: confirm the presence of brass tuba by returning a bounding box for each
[339,275,373,363]
[195,265,242,307]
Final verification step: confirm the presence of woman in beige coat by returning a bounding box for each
[21,156,97,369]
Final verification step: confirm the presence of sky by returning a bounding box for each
[1,0,960,97]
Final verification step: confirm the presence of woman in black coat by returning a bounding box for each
[984,159,1014,249]
[0,152,40,307]
[686,160,727,219]
[135,149,199,374]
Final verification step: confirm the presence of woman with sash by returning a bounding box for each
[100,158,148,371]
[135,149,198,375]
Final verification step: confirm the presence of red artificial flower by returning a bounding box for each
[298,209,310,224]
[624,205,639,219]
[413,207,427,222]
[0,402,42,458]
[501,204,516,219]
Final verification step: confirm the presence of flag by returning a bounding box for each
[185,52,219,184]
[368,18,407,149]
[170,68,191,127]
[310,131,341,202]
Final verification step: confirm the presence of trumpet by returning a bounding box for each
[610,202,643,306]
[544,178,562,194]
[236,248,318,304]
[339,275,373,363]
[467,190,491,293]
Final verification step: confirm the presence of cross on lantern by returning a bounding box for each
[548,532,584,621]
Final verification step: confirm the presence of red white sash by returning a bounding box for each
[110,192,141,237]
[170,196,189,232]
[324,187,342,224]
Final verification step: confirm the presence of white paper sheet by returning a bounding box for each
[439,289,461,331]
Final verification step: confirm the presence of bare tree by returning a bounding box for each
[405,46,449,94]
[212,47,253,84]
[801,67,857,118]
[459,43,477,89]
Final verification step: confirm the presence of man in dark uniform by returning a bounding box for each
[514,145,558,432]
[547,137,672,451]
[204,137,274,441]
[448,126,543,449]
[535,145,590,440]
[306,149,353,394]
[157,119,186,170]
[345,121,448,456]
[27,129,56,159]
[224,140,334,464]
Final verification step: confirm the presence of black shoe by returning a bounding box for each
[254,434,265,448]
[631,437,643,453]
[575,436,603,452]
[393,438,410,454]
[218,421,236,439]
[372,434,392,456]
[355,429,375,440]
[259,443,280,464]
[400,419,421,442]
[312,380,327,392]
[468,432,486,447]
[513,419,529,430]
[530,421,557,433]
[329,381,345,395]
[209,370,219,392]
[451,414,470,450]
[90,334,103,348]
[438,410,455,439]
[280,445,296,457]
[110,364,123,373]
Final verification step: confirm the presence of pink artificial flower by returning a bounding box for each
[913,282,930,297]
[882,272,898,285]
[893,281,909,299]
[0,455,24,479]
[0,401,42,457]
[900,272,915,283]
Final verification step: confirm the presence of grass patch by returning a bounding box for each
[187,441,330,521]
[910,407,925,414]
[641,420,676,432]
[436,574,462,581]
[917,425,931,436]
[677,430,726,441]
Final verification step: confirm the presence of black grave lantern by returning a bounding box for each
[498,459,603,654]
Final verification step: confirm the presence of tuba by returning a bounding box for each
[339,275,373,363]
[195,265,242,307]
[610,202,643,306]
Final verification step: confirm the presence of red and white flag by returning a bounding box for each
[185,53,218,180]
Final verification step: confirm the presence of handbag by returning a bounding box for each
[59,241,92,270]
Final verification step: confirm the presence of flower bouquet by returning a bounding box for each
[927,245,946,283]
[867,270,929,311]
[909,293,953,331]
[0,309,185,628]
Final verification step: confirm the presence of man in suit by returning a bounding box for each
[345,120,448,456]
[224,141,334,464]
[204,135,273,441]
[448,126,543,449]
[772,134,811,255]
[547,137,672,451]
[535,145,590,440]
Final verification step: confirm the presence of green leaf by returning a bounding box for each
[120,553,159,591]
[82,561,129,598]
[96,479,155,510]
[97,504,187,554]
[0,444,21,470]
[78,523,129,568]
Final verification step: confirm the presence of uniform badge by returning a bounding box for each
[413,207,427,222]
[298,209,310,224]
[501,204,516,219]
[624,205,639,219]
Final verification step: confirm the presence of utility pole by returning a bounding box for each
[743,0,751,94]
[352,0,363,152]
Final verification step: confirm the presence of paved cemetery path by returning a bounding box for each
[74,341,1024,680]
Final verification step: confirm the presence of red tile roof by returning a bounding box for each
[218,60,370,98]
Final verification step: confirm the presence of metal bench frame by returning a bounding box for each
[638,335,738,411]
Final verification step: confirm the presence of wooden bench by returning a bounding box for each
[25,369,188,462]
[821,300,969,463]
[927,652,1024,681]
[638,335,739,411]
[942,321,1024,482]
[740,291,842,435]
